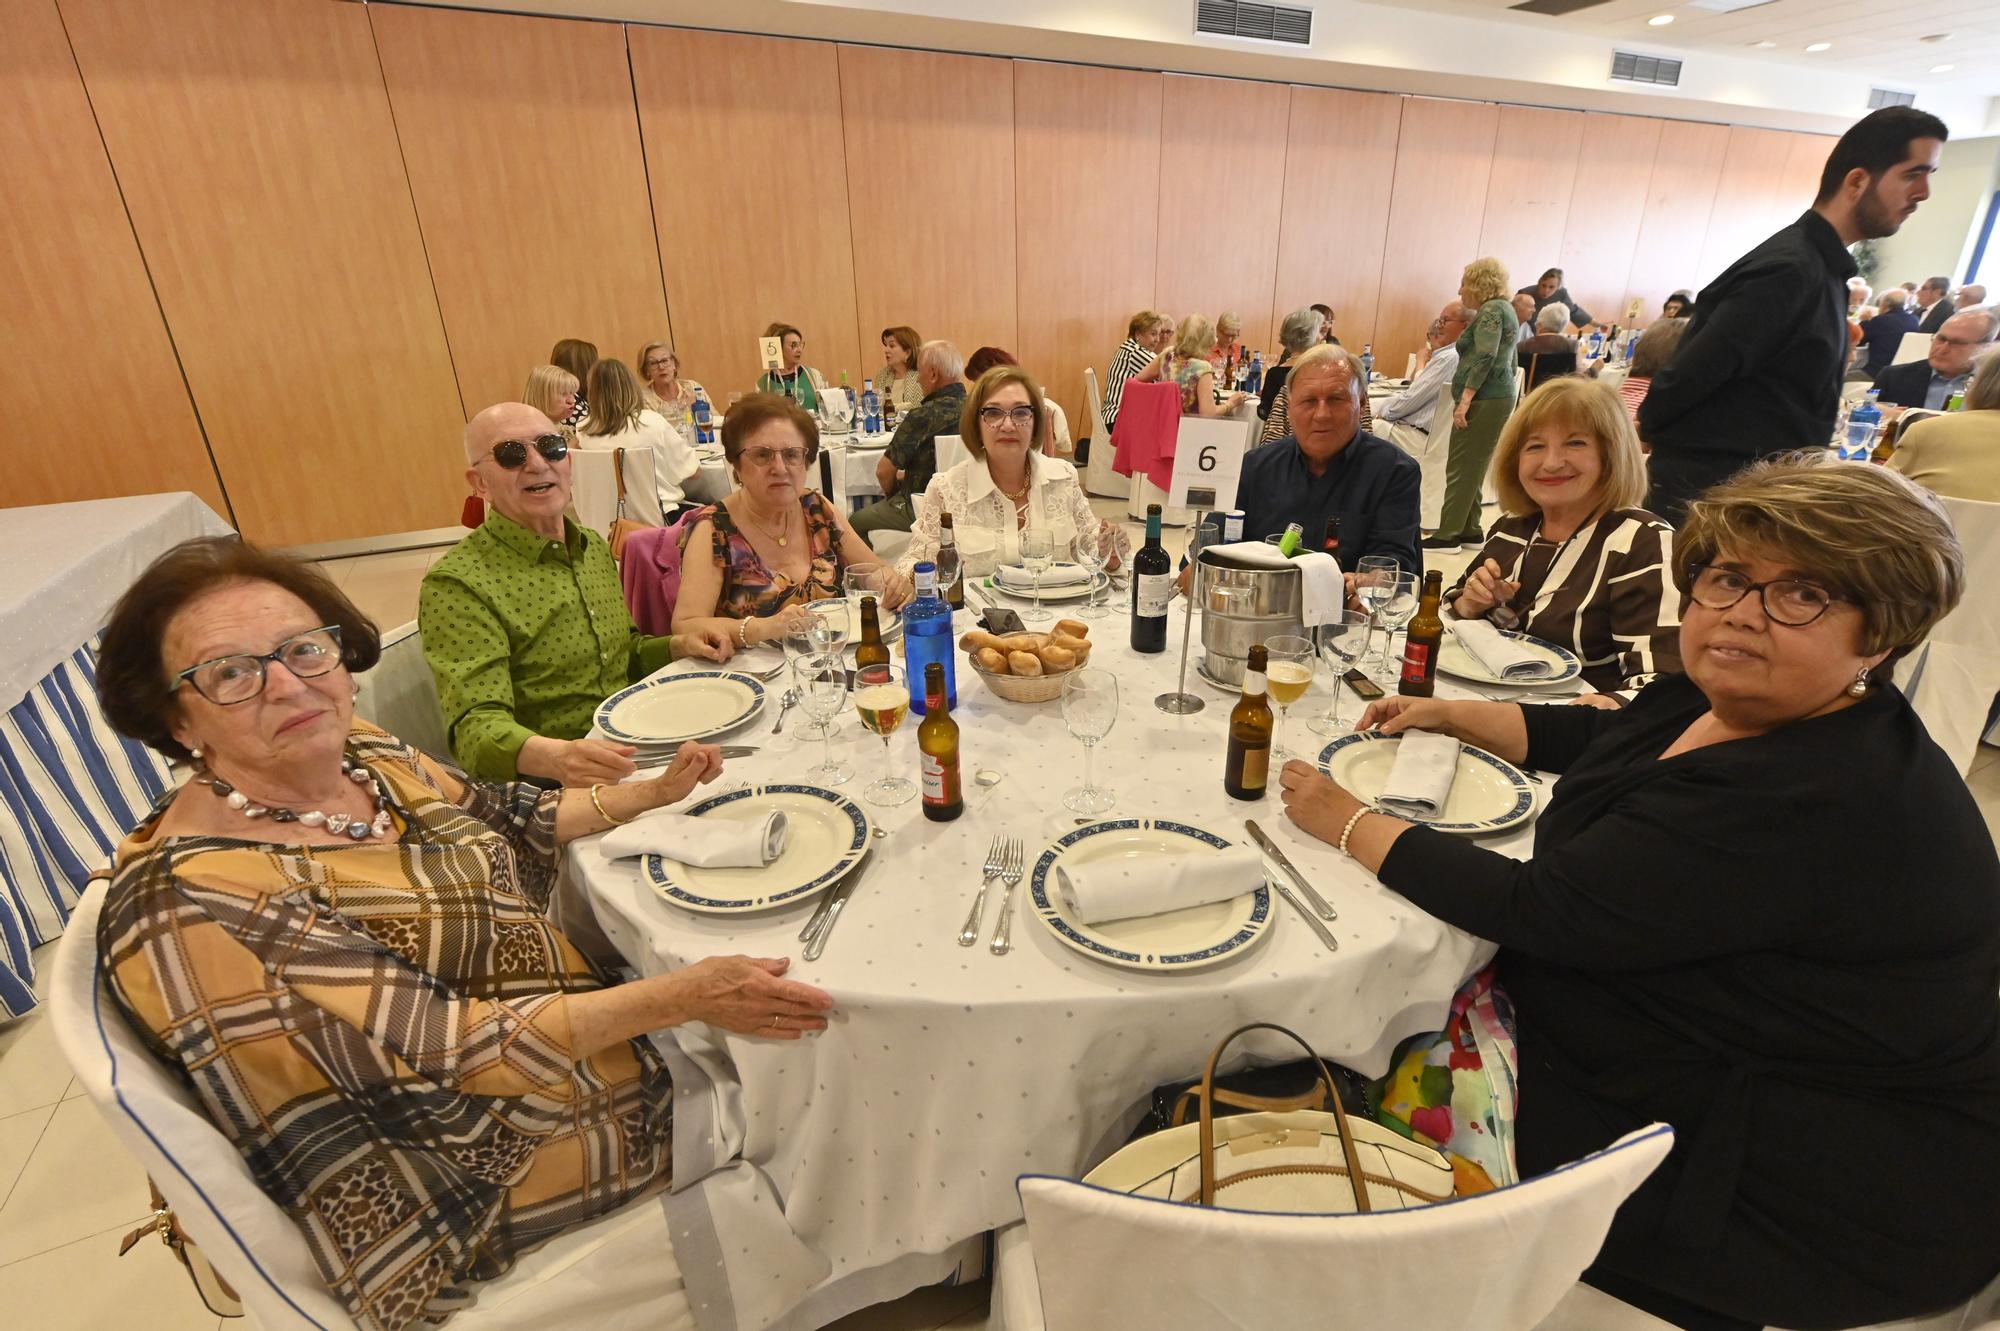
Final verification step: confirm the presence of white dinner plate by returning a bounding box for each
[844,434,892,451]
[1436,627,1583,689]
[642,783,872,915]
[1317,732,1536,835]
[986,567,1096,603]
[596,671,766,745]
[1028,819,1272,973]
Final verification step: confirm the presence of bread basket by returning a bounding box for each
[968,657,1068,704]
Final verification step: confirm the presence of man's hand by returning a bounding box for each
[673,626,732,661]
[556,738,639,787]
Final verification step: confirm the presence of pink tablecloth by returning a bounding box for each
[1110,381,1182,493]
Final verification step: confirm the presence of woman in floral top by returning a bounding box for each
[1165,314,1248,417]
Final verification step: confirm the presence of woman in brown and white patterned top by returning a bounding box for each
[1448,377,1682,698]
[93,537,831,1331]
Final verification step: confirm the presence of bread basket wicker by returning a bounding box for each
[968,657,1068,704]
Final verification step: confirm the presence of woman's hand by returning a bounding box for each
[1355,695,1465,738]
[674,956,833,1040]
[1277,759,1365,846]
[1452,396,1472,431]
[1224,391,1249,413]
[673,626,733,662]
[554,738,639,787]
[878,567,913,611]
[645,741,724,806]
[756,602,814,645]
[1453,558,1517,619]
[1096,520,1123,571]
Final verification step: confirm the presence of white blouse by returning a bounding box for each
[577,408,700,509]
[898,453,1130,580]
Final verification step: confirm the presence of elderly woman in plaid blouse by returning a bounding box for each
[93,537,831,1331]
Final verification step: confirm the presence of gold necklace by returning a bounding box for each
[740,500,794,548]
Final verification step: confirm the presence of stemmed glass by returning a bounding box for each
[1308,611,1374,737]
[1018,530,1054,623]
[1073,530,1112,620]
[784,602,850,738]
[1353,556,1399,678]
[1060,668,1119,813]
[1262,635,1316,760]
[1372,573,1420,681]
[852,663,914,805]
[795,653,852,785]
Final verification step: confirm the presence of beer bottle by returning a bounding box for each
[1224,644,1275,801]
[1398,570,1445,697]
[1320,516,1341,563]
[854,595,890,669]
[918,662,963,822]
[937,512,965,610]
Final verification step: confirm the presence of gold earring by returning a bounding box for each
[1848,668,1869,697]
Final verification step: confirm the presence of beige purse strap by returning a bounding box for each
[613,446,630,520]
[1196,1022,1371,1211]
[120,1177,243,1317]
[1169,1083,1328,1129]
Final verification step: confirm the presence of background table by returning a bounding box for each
[0,492,233,1018]
[570,589,1535,1331]
[683,434,891,513]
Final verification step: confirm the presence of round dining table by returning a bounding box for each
[567,582,1548,1331]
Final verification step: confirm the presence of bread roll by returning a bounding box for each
[1054,619,1089,640]
[961,630,1005,653]
[1050,631,1089,655]
[1000,633,1045,655]
[1037,643,1077,671]
[1069,641,1092,666]
[1007,650,1044,677]
[975,647,1009,673]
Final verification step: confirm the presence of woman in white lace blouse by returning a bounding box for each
[898,365,1129,580]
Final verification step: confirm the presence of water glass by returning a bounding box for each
[1060,668,1119,814]
[1018,530,1054,623]
[1373,573,1421,680]
[1308,611,1373,737]
[1073,530,1112,620]
[1261,634,1316,760]
[844,566,887,630]
[795,653,852,785]
[852,662,914,805]
[1353,555,1400,671]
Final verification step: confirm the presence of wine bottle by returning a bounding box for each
[1130,503,1170,653]
[1224,644,1274,801]
[937,512,964,610]
[1321,516,1341,564]
[1398,570,1445,698]
[918,662,963,822]
[854,595,890,669]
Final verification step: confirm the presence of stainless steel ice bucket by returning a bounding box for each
[1196,549,1304,687]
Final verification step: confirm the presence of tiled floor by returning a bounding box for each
[6,502,1995,1329]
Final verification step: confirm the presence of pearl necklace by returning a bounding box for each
[196,757,394,841]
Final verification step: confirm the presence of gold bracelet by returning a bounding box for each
[589,784,632,827]
[1337,806,1370,857]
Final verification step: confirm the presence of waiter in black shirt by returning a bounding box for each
[1639,106,1948,523]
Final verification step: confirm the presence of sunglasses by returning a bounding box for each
[482,434,569,469]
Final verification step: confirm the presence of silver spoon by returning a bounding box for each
[770,689,800,734]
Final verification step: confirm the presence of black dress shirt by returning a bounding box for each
[1227,431,1421,576]
[1638,210,1858,521]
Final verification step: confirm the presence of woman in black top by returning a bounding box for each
[1260,306,1325,421]
[1281,454,2000,1330]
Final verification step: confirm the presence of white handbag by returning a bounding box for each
[1083,1023,1456,1214]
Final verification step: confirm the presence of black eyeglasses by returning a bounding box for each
[175,626,345,705]
[1686,564,1848,627]
[481,433,569,469]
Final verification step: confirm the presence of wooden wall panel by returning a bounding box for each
[371,6,670,415]
[1780,133,1837,234]
[1271,87,1402,357]
[1625,120,1729,315]
[1697,126,1799,288]
[60,0,464,546]
[1376,97,1501,369]
[629,28,859,404]
[0,0,223,517]
[1154,74,1291,352]
[1012,60,1162,439]
[1558,113,1665,331]
[1477,106,1586,318]
[839,45,1017,376]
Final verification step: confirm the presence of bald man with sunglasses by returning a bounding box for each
[421,402,729,786]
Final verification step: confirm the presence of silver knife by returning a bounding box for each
[1244,819,1339,921]
[1269,877,1340,951]
[717,746,760,759]
[802,853,871,961]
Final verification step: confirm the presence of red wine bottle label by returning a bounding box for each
[1399,642,1432,685]
[922,754,958,804]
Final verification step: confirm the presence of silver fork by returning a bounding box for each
[988,837,1026,955]
[958,834,1009,946]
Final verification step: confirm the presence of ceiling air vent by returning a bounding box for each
[1868,87,1917,108]
[1510,0,1614,14]
[1611,50,1683,86]
[1195,0,1313,46]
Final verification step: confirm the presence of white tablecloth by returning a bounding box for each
[570,593,1531,1330]
[0,492,233,1017]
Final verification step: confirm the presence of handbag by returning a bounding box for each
[606,446,647,562]
[1083,1022,1455,1214]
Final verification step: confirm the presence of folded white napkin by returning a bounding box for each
[1452,618,1555,679]
[1056,846,1266,925]
[1377,731,1462,819]
[600,810,788,867]
[1292,550,1344,629]
[995,561,1089,589]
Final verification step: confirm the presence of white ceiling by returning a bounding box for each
[1367,0,2000,96]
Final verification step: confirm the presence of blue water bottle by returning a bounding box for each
[1587,329,1606,359]
[902,562,956,714]
[1245,352,1263,395]
[692,396,712,444]
[1842,390,1881,461]
[861,377,882,434]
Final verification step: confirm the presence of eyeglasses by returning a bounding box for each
[741,446,809,468]
[176,626,345,705]
[1686,565,1847,627]
[642,358,674,372]
[1930,334,1988,349]
[978,406,1037,429]
[481,434,569,469]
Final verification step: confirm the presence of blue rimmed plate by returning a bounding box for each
[1027,818,1272,973]
[596,670,766,745]
[1317,732,1536,835]
[1437,627,1582,689]
[642,783,871,915]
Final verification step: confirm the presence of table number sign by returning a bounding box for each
[759,336,784,372]
[1168,414,1252,512]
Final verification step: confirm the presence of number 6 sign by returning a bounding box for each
[1167,413,1254,512]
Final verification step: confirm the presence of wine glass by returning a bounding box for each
[1073,529,1112,620]
[1018,530,1053,624]
[1262,635,1316,760]
[785,603,850,738]
[852,663,915,805]
[1060,668,1119,813]
[1373,573,1420,681]
[795,653,852,785]
[1353,555,1399,674]
[1308,611,1373,737]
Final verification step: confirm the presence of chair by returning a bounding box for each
[1011,1124,1674,1331]
[352,620,451,763]
[49,880,697,1331]
[570,445,663,536]
[1082,368,1131,501]
[1523,351,1578,393]
[934,433,969,472]
[1904,495,2000,775]
[1894,331,1934,367]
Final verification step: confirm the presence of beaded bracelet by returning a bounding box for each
[1337,806,1370,858]
[589,784,632,827]
[737,616,752,650]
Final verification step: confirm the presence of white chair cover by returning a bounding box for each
[1904,495,2000,775]
[49,881,695,1331]
[352,619,452,763]
[1082,367,1131,500]
[1015,1123,1673,1331]
[1894,331,1934,366]
[935,433,970,472]
[569,446,663,536]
